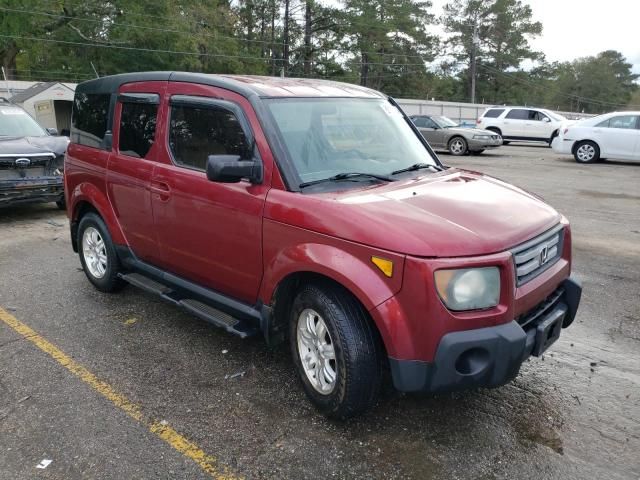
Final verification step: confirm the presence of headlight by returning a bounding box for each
[434,267,500,311]
[54,154,65,173]
[473,134,491,140]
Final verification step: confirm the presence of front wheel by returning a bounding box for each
[574,141,600,163]
[78,213,125,292]
[290,283,382,419]
[448,137,468,156]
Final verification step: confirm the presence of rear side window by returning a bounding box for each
[71,93,111,148]
[119,100,158,159]
[169,104,250,171]
[483,109,504,118]
[608,115,639,130]
[505,109,528,120]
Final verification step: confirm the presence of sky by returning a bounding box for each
[430,0,640,73]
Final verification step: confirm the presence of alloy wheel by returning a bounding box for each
[576,144,595,162]
[296,308,337,395]
[82,226,108,279]
[450,138,466,155]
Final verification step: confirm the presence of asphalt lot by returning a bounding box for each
[0,144,638,479]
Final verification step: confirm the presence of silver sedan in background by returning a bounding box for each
[410,115,502,155]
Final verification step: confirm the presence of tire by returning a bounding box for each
[448,136,468,156]
[573,140,600,163]
[77,212,125,292]
[470,150,485,155]
[55,198,66,210]
[502,140,510,145]
[289,283,382,419]
[549,130,559,146]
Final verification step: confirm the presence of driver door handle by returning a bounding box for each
[149,180,171,199]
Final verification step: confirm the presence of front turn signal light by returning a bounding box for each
[371,256,393,278]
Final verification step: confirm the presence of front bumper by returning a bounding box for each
[0,177,64,206]
[468,137,502,150]
[389,276,582,392]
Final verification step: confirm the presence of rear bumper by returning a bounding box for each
[389,276,582,392]
[0,177,64,206]
[551,137,574,154]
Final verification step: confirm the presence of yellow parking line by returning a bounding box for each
[0,307,239,480]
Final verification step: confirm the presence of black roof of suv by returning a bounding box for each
[76,72,385,99]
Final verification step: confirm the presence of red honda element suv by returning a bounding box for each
[65,73,581,418]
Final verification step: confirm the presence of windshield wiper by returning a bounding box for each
[299,172,396,189]
[391,163,443,175]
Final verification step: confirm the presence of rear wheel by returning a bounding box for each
[78,213,125,292]
[448,136,468,156]
[574,141,600,163]
[290,283,382,419]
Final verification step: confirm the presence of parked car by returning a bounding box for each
[0,98,68,209]
[410,115,502,155]
[477,106,569,146]
[552,111,640,163]
[65,73,581,418]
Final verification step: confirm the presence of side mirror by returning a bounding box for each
[542,117,551,123]
[206,155,262,184]
[47,127,59,136]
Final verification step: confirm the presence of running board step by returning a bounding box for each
[119,272,172,295]
[118,272,259,339]
[180,299,258,338]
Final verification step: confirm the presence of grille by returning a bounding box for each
[0,154,55,170]
[512,225,564,286]
[517,286,564,328]
[0,167,47,179]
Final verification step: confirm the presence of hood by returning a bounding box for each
[446,126,497,136]
[0,135,69,157]
[266,169,561,257]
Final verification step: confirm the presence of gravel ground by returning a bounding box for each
[0,144,638,479]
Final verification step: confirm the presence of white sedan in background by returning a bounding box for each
[552,112,640,163]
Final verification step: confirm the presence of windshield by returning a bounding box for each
[266,98,439,186]
[545,110,566,121]
[0,106,47,137]
[431,116,458,128]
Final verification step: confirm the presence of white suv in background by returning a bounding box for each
[477,107,568,146]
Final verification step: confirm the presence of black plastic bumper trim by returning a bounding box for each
[390,276,582,393]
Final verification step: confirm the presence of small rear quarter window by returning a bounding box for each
[483,109,504,118]
[71,93,111,148]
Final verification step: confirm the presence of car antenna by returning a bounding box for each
[90,62,100,79]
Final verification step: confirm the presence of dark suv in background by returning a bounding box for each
[0,98,68,209]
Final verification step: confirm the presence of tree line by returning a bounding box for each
[1,0,638,113]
